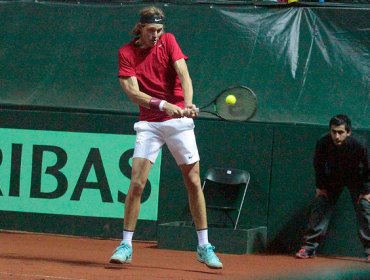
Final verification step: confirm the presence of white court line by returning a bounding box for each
[0,272,87,280]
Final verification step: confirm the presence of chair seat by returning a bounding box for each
[207,205,238,211]
[201,167,250,230]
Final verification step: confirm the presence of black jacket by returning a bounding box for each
[314,134,369,194]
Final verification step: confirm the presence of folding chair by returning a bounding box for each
[202,167,250,230]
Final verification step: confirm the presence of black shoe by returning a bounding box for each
[295,248,315,259]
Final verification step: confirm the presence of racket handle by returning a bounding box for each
[181,107,199,116]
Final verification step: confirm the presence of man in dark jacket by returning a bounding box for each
[296,114,370,260]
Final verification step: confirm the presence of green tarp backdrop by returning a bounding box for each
[0,1,369,127]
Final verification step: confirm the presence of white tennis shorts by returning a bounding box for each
[133,118,200,165]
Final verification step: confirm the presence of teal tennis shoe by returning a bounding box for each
[109,241,132,264]
[197,243,223,269]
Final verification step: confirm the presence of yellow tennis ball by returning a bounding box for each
[225,94,237,105]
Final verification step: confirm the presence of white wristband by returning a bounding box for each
[159,100,166,111]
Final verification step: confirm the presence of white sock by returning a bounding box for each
[196,229,209,246]
[122,230,134,246]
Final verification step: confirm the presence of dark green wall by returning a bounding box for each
[0,109,368,257]
[159,120,273,230]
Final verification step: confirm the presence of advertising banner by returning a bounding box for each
[0,128,161,220]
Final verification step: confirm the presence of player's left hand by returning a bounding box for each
[359,193,370,203]
[163,103,184,118]
[315,188,328,198]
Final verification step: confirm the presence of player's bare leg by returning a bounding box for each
[110,157,152,264]
[180,161,223,269]
[180,161,207,229]
[124,157,153,231]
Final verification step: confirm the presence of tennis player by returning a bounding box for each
[109,6,222,269]
[296,114,370,260]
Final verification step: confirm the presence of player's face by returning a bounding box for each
[330,124,351,146]
[140,24,164,48]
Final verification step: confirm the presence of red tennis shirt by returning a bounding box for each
[118,33,188,122]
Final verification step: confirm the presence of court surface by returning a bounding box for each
[1,231,369,280]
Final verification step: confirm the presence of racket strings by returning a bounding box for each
[216,88,257,121]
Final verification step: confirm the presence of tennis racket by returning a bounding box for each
[195,86,257,122]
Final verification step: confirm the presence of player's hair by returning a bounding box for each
[329,114,352,132]
[131,6,165,36]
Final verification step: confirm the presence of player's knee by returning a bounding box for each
[130,180,146,197]
[185,179,202,193]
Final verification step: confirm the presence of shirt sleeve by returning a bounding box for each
[165,33,188,63]
[118,47,136,78]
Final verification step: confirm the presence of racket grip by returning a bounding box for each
[195,108,199,113]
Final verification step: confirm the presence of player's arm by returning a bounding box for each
[119,76,152,109]
[119,76,184,117]
[173,58,197,117]
[174,58,193,107]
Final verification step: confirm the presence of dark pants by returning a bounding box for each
[302,185,370,256]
